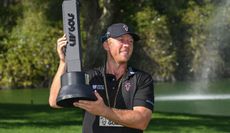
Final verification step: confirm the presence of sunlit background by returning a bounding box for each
[0,0,230,132]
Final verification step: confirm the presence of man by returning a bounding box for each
[49,23,154,133]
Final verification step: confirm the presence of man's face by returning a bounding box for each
[104,34,134,64]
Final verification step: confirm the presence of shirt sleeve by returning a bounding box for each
[133,72,154,111]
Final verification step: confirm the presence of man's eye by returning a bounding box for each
[127,39,133,44]
[118,38,123,42]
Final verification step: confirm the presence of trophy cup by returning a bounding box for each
[56,0,96,107]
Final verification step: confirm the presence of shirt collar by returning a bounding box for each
[123,66,135,81]
[100,65,135,80]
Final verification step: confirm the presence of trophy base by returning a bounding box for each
[56,72,96,108]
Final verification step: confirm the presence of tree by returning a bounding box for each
[0,0,61,88]
[81,0,118,69]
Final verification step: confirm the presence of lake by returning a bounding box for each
[0,79,229,116]
[155,79,230,116]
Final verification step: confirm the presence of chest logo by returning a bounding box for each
[92,85,104,90]
[124,82,131,92]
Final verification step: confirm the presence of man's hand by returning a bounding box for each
[73,90,152,130]
[57,34,67,63]
[73,90,109,116]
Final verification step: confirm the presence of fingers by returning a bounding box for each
[73,91,108,116]
[57,34,67,43]
[57,34,67,50]
[73,101,88,108]
[94,90,102,101]
[73,91,102,108]
[56,34,67,61]
[73,100,95,112]
[57,42,67,51]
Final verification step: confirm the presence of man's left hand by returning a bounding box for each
[73,90,109,116]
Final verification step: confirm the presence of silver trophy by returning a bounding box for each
[56,0,96,107]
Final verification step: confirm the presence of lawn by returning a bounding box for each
[1,103,230,133]
[0,88,230,133]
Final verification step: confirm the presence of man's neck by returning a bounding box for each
[106,60,127,80]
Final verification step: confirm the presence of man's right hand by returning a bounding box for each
[57,34,67,63]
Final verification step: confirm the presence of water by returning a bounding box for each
[0,80,229,116]
[156,94,230,101]
[0,88,49,105]
[155,79,230,116]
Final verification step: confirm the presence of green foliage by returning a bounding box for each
[110,0,177,81]
[0,2,23,88]
[0,0,61,88]
[1,0,230,88]
[134,7,176,81]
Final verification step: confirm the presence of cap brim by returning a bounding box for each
[100,35,108,43]
[111,32,140,41]
[129,33,140,41]
[100,32,140,43]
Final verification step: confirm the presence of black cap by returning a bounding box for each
[101,23,140,43]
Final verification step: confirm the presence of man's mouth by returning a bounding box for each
[120,51,128,55]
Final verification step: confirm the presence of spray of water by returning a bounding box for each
[156,94,230,101]
[192,0,230,94]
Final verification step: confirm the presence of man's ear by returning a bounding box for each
[103,41,109,51]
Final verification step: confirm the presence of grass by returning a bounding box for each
[0,103,83,133]
[0,88,230,132]
[1,103,230,133]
